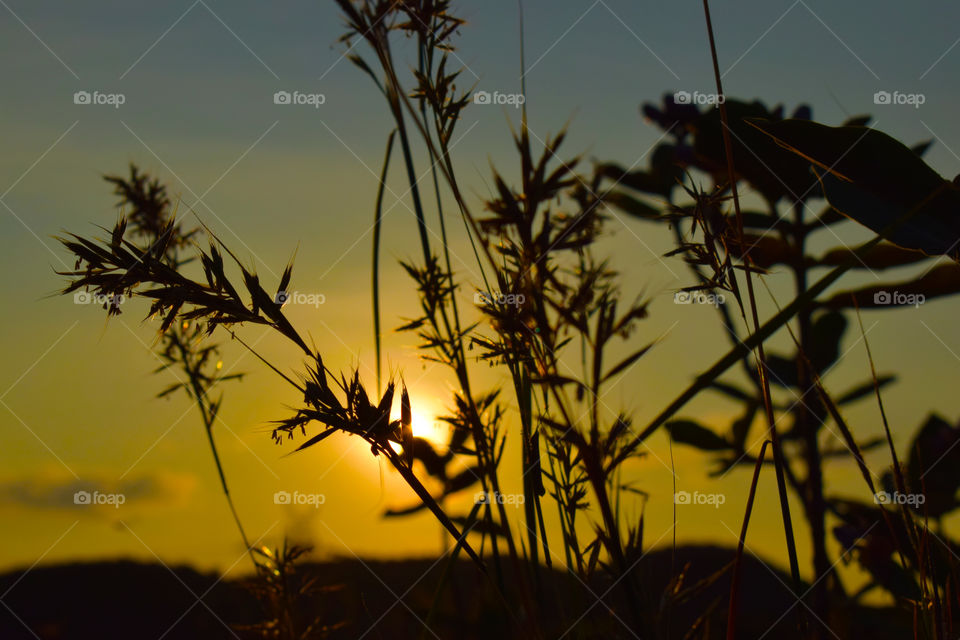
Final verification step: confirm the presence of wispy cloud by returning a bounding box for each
[0,470,196,513]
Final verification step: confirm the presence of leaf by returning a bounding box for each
[835,375,896,405]
[277,260,293,301]
[709,381,754,402]
[727,233,798,269]
[410,437,448,478]
[666,420,731,451]
[401,385,413,468]
[738,210,790,231]
[819,263,960,308]
[601,342,654,382]
[808,311,847,374]
[289,428,336,454]
[817,169,960,259]
[746,118,960,259]
[730,413,753,451]
[816,243,929,270]
[763,353,798,388]
[156,382,183,399]
[597,144,684,198]
[603,190,662,220]
[906,414,960,516]
[612,234,894,470]
[693,101,820,203]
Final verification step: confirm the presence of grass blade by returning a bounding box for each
[372,129,397,393]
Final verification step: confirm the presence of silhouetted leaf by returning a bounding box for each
[694,101,820,203]
[808,311,847,373]
[764,353,799,388]
[747,118,960,259]
[666,420,731,451]
[835,375,896,405]
[291,428,336,453]
[816,243,929,270]
[401,384,413,467]
[709,381,754,402]
[602,342,654,382]
[820,263,960,308]
[906,414,960,516]
[727,233,798,269]
[603,190,662,220]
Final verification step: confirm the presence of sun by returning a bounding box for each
[388,408,447,456]
[409,409,448,449]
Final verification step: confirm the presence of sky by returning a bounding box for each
[2,0,960,595]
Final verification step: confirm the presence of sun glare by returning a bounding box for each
[410,409,447,448]
[387,407,448,455]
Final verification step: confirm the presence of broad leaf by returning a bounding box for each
[747,118,960,259]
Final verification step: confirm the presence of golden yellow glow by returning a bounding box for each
[410,409,447,448]
[387,408,447,455]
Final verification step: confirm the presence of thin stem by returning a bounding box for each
[372,130,397,393]
[173,333,257,570]
[702,0,803,608]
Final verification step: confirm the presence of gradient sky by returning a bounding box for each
[2,0,960,596]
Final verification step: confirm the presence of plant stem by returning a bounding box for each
[791,199,831,632]
[700,1,804,609]
[173,333,257,570]
[372,130,397,393]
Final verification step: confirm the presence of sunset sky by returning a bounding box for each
[3,0,960,592]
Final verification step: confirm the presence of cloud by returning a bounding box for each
[0,470,196,512]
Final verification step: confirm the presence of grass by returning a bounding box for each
[51,1,960,638]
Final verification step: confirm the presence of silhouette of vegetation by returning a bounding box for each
[50,1,960,638]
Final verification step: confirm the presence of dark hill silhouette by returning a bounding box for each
[0,546,911,639]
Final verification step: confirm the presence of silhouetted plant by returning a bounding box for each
[52,1,960,638]
[599,91,960,636]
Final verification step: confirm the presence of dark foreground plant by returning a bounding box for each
[53,1,960,638]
